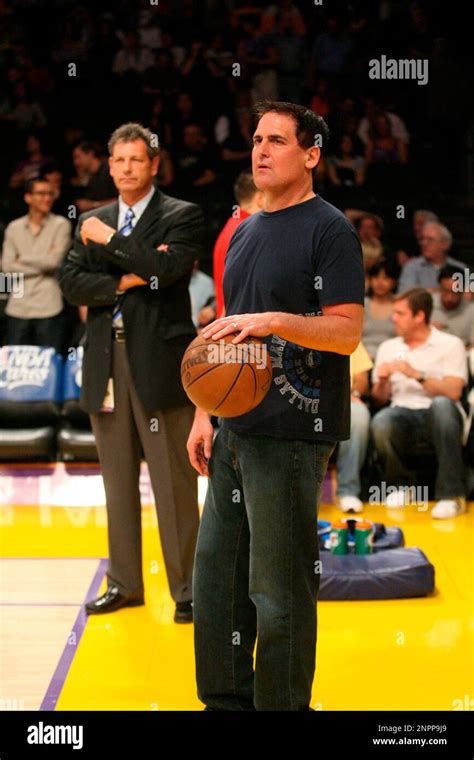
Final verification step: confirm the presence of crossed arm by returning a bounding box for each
[59,206,204,307]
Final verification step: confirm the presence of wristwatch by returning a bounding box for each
[105,231,115,246]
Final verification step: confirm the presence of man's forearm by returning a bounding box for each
[271,312,360,354]
[194,406,211,421]
[421,377,463,401]
[371,380,391,406]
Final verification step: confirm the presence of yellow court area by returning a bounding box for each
[0,474,473,712]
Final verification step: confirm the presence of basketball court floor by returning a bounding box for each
[0,462,473,712]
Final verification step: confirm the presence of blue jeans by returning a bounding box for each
[193,426,335,711]
[336,401,371,498]
[371,397,465,499]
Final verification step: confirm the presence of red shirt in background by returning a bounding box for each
[213,209,251,318]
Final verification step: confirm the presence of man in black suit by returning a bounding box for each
[60,123,204,623]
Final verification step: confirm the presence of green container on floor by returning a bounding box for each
[354,520,374,555]
[329,520,348,555]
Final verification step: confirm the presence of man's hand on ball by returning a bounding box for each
[80,217,116,246]
[201,312,278,344]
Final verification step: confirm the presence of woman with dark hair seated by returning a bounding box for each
[363,259,399,360]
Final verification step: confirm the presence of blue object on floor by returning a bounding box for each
[318,547,435,600]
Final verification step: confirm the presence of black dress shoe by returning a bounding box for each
[174,601,193,623]
[85,585,144,615]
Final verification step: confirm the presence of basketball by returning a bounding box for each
[181,333,272,417]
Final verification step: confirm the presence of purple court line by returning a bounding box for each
[39,558,107,711]
[1,603,84,607]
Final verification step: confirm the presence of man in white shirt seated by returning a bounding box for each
[371,288,468,519]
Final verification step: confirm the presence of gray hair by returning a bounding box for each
[108,122,159,160]
[414,209,439,223]
[422,221,453,248]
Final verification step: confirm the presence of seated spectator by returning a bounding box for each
[213,170,264,318]
[189,261,216,329]
[309,76,330,119]
[8,80,47,132]
[220,108,253,187]
[215,89,253,146]
[237,16,279,103]
[88,13,121,73]
[138,8,163,51]
[357,97,409,149]
[365,111,408,165]
[181,40,217,103]
[72,141,117,213]
[371,288,468,519]
[262,0,306,37]
[52,16,91,64]
[9,133,49,189]
[142,49,182,102]
[363,259,398,360]
[274,10,307,103]
[327,134,366,188]
[395,208,439,268]
[1,178,71,353]
[331,108,365,157]
[308,15,353,86]
[112,30,154,76]
[147,96,172,148]
[203,32,235,106]
[40,161,72,217]
[174,123,219,195]
[169,92,201,150]
[431,266,474,346]
[346,210,384,271]
[397,221,466,292]
[336,341,373,513]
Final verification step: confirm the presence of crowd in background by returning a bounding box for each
[0,0,473,513]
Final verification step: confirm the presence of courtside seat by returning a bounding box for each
[0,345,63,461]
[57,347,98,461]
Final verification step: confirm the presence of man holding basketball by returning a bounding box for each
[187,101,365,711]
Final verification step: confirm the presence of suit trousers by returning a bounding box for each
[90,339,199,602]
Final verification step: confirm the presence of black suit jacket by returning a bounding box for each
[59,189,204,413]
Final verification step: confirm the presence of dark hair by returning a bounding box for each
[438,264,465,282]
[367,258,400,281]
[40,160,61,176]
[24,177,49,194]
[394,288,433,323]
[253,100,330,153]
[183,121,204,134]
[252,101,329,180]
[335,133,355,158]
[234,170,257,204]
[75,140,104,158]
[368,110,393,141]
[108,123,159,159]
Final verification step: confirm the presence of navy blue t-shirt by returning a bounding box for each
[220,194,365,442]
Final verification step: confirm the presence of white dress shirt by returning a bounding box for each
[117,185,155,231]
